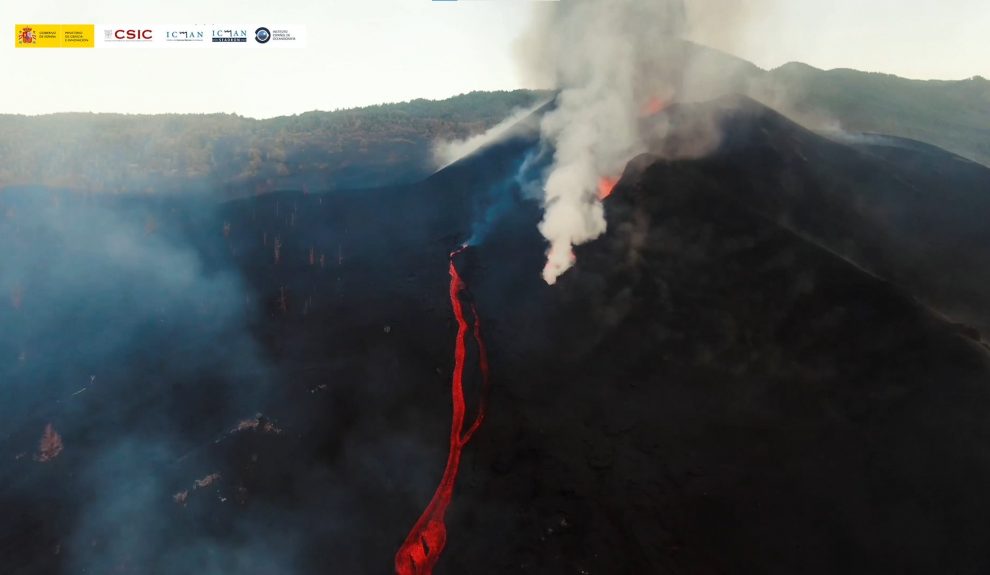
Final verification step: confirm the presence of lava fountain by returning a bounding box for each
[394,245,491,575]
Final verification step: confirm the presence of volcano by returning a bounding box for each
[2,96,990,574]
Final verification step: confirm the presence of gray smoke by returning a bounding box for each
[517,0,773,284]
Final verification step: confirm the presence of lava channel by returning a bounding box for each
[394,246,491,575]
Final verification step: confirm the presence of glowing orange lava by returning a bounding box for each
[395,246,491,575]
[598,177,619,200]
[640,96,667,117]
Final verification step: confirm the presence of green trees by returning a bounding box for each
[0,90,550,195]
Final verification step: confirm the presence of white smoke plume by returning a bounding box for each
[517,0,771,284]
[432,101,548,170]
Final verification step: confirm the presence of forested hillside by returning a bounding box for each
[0,90,548,196]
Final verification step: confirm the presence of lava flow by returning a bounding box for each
[394,246,491,575]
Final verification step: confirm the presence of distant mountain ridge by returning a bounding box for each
[656,42,990,165]
[0,45,987,195]
[757,60,990,165]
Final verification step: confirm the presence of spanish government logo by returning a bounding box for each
[14,24,95,48]
[17,26,36,44]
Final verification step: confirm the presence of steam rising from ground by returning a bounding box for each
[517,0,771,284]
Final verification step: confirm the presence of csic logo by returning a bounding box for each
[254,27,270,44]
[17,26,36,44]
[104,29,153,41]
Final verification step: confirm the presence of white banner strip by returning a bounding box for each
[94,25,306,48]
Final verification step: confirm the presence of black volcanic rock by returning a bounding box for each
[453,149,990,573]
[2,96,990,575]
[437,98,990,574]
[660,95,990,334]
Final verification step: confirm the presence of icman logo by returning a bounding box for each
[17,27,36,44]
[212,29,248,43]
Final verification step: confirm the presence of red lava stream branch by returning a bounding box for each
[394,246,491,575]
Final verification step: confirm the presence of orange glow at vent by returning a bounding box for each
[640,96,667,117]
[598,177,619,200]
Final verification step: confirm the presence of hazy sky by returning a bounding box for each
[693,0,990,82]
[2,0,987,118]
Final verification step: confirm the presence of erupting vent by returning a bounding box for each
[598,177,619,200]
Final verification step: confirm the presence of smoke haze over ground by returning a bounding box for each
[0,190,294,573]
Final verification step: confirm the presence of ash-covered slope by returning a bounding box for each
[219,96,990,573]
[657,96,990,335]
[437,100,990,574]
[2,96,990,575]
